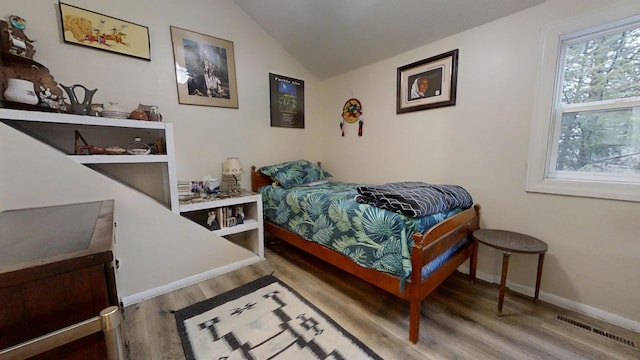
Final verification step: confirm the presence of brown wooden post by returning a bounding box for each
[498,251,511,316]
[534,253,545,301]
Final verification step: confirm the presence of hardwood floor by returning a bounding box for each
[123,240,639,359]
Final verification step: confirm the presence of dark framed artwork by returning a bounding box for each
[170,26,238,108]
[59,2,150,60]
[396,49,459,114]
[269,73,304,128]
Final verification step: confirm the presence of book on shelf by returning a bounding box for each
[209,205,245,230]
[177,180,192,196]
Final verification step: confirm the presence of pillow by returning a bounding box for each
[260,160,332,189]
[299,179,329,187]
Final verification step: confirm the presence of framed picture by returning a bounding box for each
[396,49,459,114]
[59,2,150,60]
[170,26,238,108]
[269,73,304,128]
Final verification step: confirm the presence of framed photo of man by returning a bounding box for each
[170,26,238,108]
[396,49,458,114]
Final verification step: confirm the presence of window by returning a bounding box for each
[527,8,640,202]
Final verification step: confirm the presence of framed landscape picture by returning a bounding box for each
[59,2,150,60]
[269,73,304,128]
[396,49,459,113]
[170,26,238,108]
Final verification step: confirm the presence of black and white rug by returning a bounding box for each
[174,275,382,360]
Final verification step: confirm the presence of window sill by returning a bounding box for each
[525,177,640,202]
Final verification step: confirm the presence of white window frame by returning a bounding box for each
[526,4,640,202]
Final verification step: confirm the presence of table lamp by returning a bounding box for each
[222,157,244,194]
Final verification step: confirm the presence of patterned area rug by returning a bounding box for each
[175,275,382,360]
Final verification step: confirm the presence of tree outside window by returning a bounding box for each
[552,23,640,178]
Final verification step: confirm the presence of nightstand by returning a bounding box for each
[179,193,264,258]
[470,229,548,316]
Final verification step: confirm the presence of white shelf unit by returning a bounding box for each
[179,193,264,258]
[0,108,179,212]
[69,154,170,164]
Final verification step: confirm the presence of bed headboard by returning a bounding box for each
[250,166,272,192]
[250,162,323,192]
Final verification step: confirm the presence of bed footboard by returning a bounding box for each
[406,204,480,342]
[412,204,480,273]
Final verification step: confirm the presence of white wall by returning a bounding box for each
[0,0,322,185]
[0,124,257,302]
[0,0,323,300]
[317,0,639,329]
[2,0,638,329]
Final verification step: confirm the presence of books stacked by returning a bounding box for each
[208,206,245,230]
[178,181,195,202]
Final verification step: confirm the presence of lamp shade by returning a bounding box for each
[222,157,244,176]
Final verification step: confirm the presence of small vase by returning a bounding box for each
[59,84,97,115]
[148,106,162,121]
[130,107,149,121]
[4,78,39,105]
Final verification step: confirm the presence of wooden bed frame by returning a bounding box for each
[251,165,481,343]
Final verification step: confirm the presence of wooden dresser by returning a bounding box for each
[0,200,117,359]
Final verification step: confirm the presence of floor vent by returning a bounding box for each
[556,315,636,349]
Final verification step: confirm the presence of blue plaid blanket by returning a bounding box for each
[355,181,473,217]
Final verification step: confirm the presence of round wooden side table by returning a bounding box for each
[470,229,548,316]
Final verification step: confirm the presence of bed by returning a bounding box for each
[251,160,480,343]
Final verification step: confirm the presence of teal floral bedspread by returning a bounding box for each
[259,182,464,286]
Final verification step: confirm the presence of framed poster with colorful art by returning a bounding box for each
[59,2,150,60]
[170,26,238,108]
[269,73,304,128]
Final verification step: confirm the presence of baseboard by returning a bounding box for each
[457,265,640,333]
[121,259,638,333]
[120,256,264,307]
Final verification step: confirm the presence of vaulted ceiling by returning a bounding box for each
[234,0,545,79]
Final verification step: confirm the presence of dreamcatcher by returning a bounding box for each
[340,98,363,137]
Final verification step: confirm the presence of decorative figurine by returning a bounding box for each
[1,15,36,58]
[235,206,244,224]
[38,86,65,110]
[207,210,220,231]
